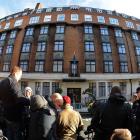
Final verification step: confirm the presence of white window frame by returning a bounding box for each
[57,14,65,21]
[4,22,10,29]
[97,16,105,23]
[14,19,23,27]
[85,8,92,12]
[56,8,62,11]
[71,14,79,21]
[136,24,140,31]
[107,10,112,15]
[109,18,119,25]
[44,15,51,22]
[70,5,80,10]
[125,21,134,28]
[131,32,138,40]
[29,16,40,24]
[36,9,42,13]
[97,9,102,13]
[46,8,52,12]
[84,15,92,22]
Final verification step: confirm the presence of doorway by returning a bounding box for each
[67,88,81,109]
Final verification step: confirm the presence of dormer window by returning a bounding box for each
[85,8,92,12]
[46,8,52,12]
[97,9,102,13]
[70,5,80,10]
[36,9,42,13]
[107,10,112,15]
[56,8,62,11]
[122,14,128,18]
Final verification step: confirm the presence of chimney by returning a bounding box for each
[35,3,43,10]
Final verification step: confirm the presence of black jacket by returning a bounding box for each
[28,107,56,140]
[88,93,132,140]
[0,75,30,122]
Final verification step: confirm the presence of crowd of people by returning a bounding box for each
[0,66,140,140]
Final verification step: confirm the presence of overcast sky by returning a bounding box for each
[0,0,140,19]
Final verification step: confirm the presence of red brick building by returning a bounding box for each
[0,3,140,110]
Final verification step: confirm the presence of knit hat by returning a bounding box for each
[63,96,71,105]
[25,87,32,93]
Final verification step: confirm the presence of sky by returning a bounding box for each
[0,0,140,19]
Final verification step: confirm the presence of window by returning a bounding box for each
[44,15,51,22]
[21,81,28,92]
[40,26,48,34]
[3,62,10,72]
[120,82,127,94]
[99,82,106,97]
[14,19,23,27]
[37,42,46,52]
[22,43,31,52]
[108,82,113,93]
[84,26,93,34]
[138,62,140,72]
[20,61,28,72]
[71,14,79,21]
[56,8,62,11]
[125,21,134,28]
[84,15,92,22]
[46,8,52,12]
[131,32,138,40]
[107,10,112,15]
[100,27,108,35]
[57,14,65,21]
[89,82,96,95]
[54,41,64,51]
[120,62,128,72]
[86,61,95,72]
[35,82,41,95]
[86,8,92,12]
[56,26,64,33]
[97,16,105,23]
[4,22,10,29]
[10,30,17,38]
[0,33,6,40]
[136,47,140,55]
[25,28,34,36]
[35,61,44,72]
[102,43,111,53]
[85,42,94,51]
[36,9,42,13]
[136,24,140,31]
[0,46,3,54]
[29,16,40,24]
[115,29,122,37]
[97,9,102,13]
[6,45,13,54]
[109,18,119,25]
[53,61,63,72]
[104,61,113,72]
[42,82,50,96]
[118,44,126,54]
[52,82,59,93]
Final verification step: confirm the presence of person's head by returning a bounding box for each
[10,66,22,81]
[131,93,138,102]
[110,129,132,140]
[30,95,48,111]
[110,86,121,96]
[63,96,71,106]
[24,87,33,99]
[50,93,63,109]
[136,87,140,99]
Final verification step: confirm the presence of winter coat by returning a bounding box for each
[0,75,29,122]
[56,104,84,140]
[88,93,132,140]
[28,95,56,140]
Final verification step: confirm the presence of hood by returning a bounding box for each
[31,95,48,111]
[108,93,126,104]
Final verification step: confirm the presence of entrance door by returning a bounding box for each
[67,88,81,109]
